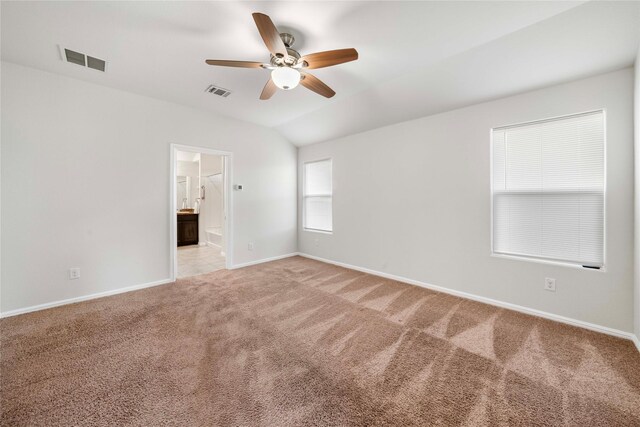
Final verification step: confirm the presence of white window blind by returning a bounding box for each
[491,111,604,267]
[304,159,332,232]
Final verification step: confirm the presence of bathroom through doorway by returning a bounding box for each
[170,144,232,279]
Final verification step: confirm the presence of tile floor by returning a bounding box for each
[177,245,226,278]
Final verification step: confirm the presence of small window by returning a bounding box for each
[491,111,605,268]
[303,159,332,232]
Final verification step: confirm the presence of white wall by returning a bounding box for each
[634,48,640,338]
[1,61,297,314]
[299,68,635,332]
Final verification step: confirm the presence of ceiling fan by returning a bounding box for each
[205,12,358,100]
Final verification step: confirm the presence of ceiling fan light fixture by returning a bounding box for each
[205,13,358,99]
[271,67,300,90]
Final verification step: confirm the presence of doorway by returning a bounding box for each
[170,144,233,280]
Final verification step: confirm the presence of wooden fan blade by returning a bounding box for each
[300,72,336,98]
[205,59,264,68]
[260,78,277,100]
[301,48,358,69]
[252,13,287,58]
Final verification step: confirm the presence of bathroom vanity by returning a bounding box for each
[177,213,199,246]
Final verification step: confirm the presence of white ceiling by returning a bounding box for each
[2,1,639,146]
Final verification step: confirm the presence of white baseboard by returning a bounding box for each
[230,253,299,270]
[0,278,174,319]
[297,253,639,346]
[3,253,638,353]
[1,251,298,318]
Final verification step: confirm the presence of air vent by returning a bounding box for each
[87,56,106,72]
[205,85,231,97]
[60,46,106,72]
[64,49,85,66]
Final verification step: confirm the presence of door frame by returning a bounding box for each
[170,143,233,280]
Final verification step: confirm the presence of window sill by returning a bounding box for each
[303,228,333,235]
[491,253,606,272]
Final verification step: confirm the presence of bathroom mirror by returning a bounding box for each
[176,175,200,209]
[176,159,201,210]
[176,176,189,209]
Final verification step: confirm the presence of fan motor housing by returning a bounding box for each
[269,33,301,66]
[271,49,301,67]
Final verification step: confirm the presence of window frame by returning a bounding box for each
[303,158,333,234]
[489,109,607,270]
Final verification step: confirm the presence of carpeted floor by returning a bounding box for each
[2,256,639,426]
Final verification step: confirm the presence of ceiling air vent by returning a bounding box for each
[64,49,85,66]
[60,46,106,72]
[87,56,106,72]
[205,85,231,97]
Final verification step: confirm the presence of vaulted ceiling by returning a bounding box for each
[2,1,639,146]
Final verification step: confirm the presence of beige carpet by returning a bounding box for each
[2,256,639,426]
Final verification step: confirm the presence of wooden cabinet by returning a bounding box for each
[177,213,199,246]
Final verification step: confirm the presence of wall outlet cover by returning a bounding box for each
[544,277,556,292]
[69,268,81,280]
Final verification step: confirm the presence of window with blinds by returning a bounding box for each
[304,159,333,232]
[491,111,605,267]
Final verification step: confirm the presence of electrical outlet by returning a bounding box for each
[69,268,81,280]
[544,277,556,292]
[248,242,254,251]
[314,238,319,247]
